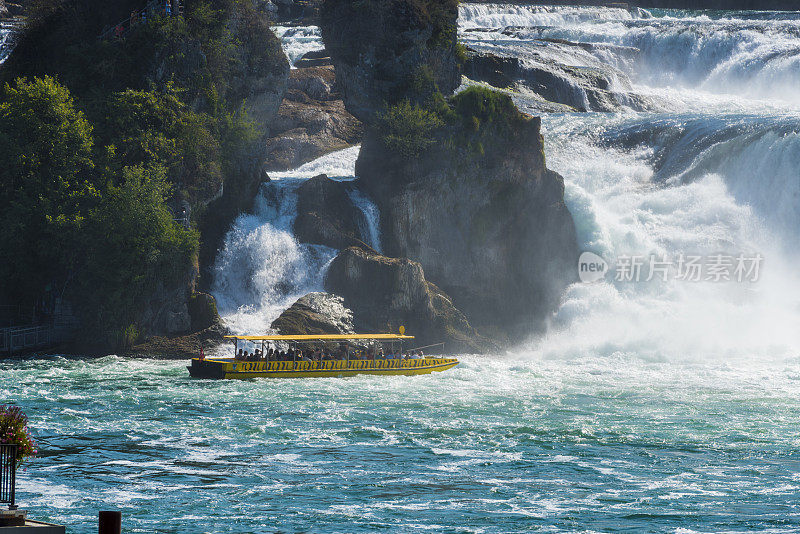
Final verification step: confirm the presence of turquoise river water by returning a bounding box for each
[5,355,800,533]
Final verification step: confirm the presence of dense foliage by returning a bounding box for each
[375,100,443,158]
[0,0,280,347]
[0,405,37,466]
[0,77,98,304]
[376,86,529,160]
[0,77,200,342]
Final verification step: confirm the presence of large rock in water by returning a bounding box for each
[324,247,495,353]
[271,292,354,335]
[320,0,578,344]
[293,174,374,251]
[320,0,461,122]
[356,91,579,342]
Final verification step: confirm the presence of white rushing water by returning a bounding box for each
[347,187,382,253]
[211,147,363,335]
[460,5,800,107]
[535,112,800,362]
[272,25,324,67]
[214,5,800,362]
[0,22,16,63]
[458,5,800,361]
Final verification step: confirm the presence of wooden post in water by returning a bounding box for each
[99,511,121,534]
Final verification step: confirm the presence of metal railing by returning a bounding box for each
[99,0,183,41]
[0,444,17,509]
[0,325,54,354]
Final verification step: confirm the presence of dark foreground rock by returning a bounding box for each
[324,247,496,354]
[293,173,374,251]
[125,292,225,358]
[125,323,227,359]
[271,292,354,335]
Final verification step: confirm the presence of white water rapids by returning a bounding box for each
[213,5,800,362]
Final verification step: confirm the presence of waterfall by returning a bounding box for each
[534,111,800,361]
[346,187,382,253]
[210,147,363,335]
[458,4,639,30]
[0,22,16,63]
[272,25,324,68]
[457,3,800,360]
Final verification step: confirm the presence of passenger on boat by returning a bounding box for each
[236,349,244,360]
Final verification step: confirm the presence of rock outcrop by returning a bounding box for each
[465,41,650,113]
[320,0,461,122]
[271,292,354,335]
[264,65,361,171]
[324,247,495,353]
[264,0,321,24]
[356,93,578,340]
[321,0,579,344]
[293,174,373,251]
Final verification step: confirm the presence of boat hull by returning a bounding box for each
[188,357,459,379]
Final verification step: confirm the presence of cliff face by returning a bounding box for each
[265,65,362,171]
[357,102,578,340]
[320,0,461,122]
[321,0,579,345]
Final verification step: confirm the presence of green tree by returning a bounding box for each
[76,165,198,341]
[376,100,444,158]
[0,76,98,305]
[103,86,223,201]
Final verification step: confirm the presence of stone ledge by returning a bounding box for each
[0,520,65,534]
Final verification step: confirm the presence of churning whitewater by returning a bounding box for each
[5,4,800,533]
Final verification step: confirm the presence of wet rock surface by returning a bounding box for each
[325,247,495,354]
[464,40,651,112]
[293,173,373,251]
[271,292,354,335]
[265,65,361,171]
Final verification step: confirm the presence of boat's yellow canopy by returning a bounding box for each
[224,334,415,341]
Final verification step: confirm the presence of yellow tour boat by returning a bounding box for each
[187,333,459,379]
